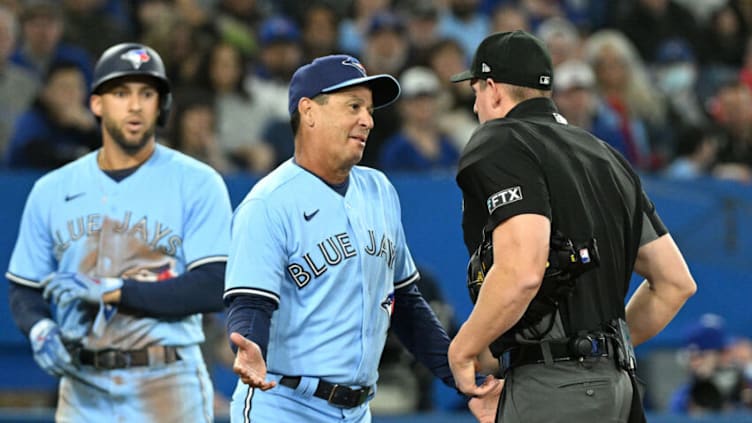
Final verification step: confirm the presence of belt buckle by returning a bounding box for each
[94,350,130,370]
[327,384,341,404]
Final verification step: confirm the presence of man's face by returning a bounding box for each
[42,67,86,112]
[91,76,161,154]
[23,14,62,55]
[310,86,374,169]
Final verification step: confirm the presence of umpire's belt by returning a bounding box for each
[73,346,181,370]
[279,376,371,408]
[502,335,612,370]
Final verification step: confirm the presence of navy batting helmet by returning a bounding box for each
[91,42,172,126]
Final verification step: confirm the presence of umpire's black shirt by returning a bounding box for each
[456,97,667,335]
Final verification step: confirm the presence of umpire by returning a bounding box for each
[446,30,697,423]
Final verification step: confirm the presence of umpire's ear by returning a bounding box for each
[90,94,103,120]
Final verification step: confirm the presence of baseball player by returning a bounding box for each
[6,42,232,422]
[223,54,500,423]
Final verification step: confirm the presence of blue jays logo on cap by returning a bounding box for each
[342,57,367,76]
[120,49,151,70]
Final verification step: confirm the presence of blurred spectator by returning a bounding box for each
[490,3,529,33]
[299,2,340,63]
[652,38,706,128]
[427,38,477,150]
[0,5,37,156]
[358,12,409,166]
[552,59,626,154]
[195,40,275,173]
[61,0,129,58]
[379,67,460,172]
[338,0,390,56]
[584,29,670,171]
[537,16,581,67]
[362,11,408,76]
[11,0,93,86]
[246,15,303,120]
[617,0,701,63]
[728,337,752,409]
[213,0,265,57]
[669,314,744,415]
[170,88,234,174]
[739,36,752,94]
[401,0,441,69]
[4,61,98,169]
[699,3,748,68]
[438,0,489,62]
[663,125,719,180]
[708,81,752,183]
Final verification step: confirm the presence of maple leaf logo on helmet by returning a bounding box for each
[120,49,151,70]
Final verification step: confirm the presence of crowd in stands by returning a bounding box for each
[0,0,752,182]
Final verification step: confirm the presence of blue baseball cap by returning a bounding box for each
[684,313,730,352]
[259,16,300,46]
[288,54,401,116]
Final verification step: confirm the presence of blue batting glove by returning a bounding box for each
[43,272,123,305]
[29,319,76,377]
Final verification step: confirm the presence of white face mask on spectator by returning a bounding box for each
[657,64,697,95]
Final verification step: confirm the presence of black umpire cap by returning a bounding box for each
[451,30,553,91]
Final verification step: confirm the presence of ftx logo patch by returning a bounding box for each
[487,186,522,214]
[121,49,151,70]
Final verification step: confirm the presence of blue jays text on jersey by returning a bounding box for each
[53,211,183,261]
[286,229,396,288]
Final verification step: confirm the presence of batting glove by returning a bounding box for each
[53,297,95,342]
[43,272,123,306]
[29,319,76,377]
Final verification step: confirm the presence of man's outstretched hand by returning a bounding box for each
[230,332,276,391]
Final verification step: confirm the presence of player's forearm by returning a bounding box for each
[8,281,52,336]
[625,278,694,346]
[117,262,226,318]
[392,283,454,387]
[225,294,276,357]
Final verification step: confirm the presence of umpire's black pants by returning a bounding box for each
[497,357,632,422]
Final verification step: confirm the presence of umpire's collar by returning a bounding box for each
[505,97,558,119]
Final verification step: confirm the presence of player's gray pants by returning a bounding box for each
[55,345,213,423]
[230,374,372,423]
[498,357,633,423]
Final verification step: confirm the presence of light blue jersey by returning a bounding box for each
[6,144,230,422]
[225,160,418,389]
[8,144,230,349]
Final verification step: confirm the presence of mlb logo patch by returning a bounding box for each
[486,186,523,214]
[539,75,551,86]
[121,49,151,70]
[579,248,591,264]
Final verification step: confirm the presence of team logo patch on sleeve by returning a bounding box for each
[487,186,522,214]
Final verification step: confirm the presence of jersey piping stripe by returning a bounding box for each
[5,272,41,288]
[187,255,228,271]
[243,385,254,423]
[393,271,420,290]
[223,287,281,304]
